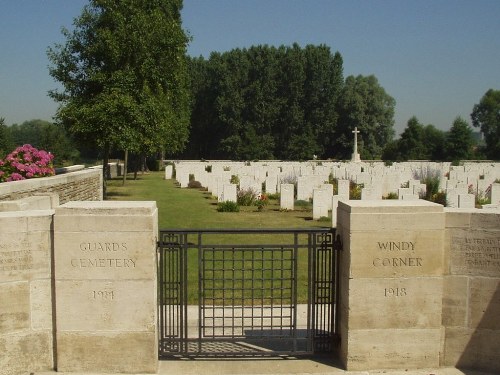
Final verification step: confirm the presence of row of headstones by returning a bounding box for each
[165,161,500,214]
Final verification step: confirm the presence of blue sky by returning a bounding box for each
[1,0,499,136]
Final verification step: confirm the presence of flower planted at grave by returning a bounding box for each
[255,193,269,211]
[0,144,55,182]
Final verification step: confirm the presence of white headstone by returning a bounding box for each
[458,194,475,209]
[176,168,189,188]
[361,187,382,200]
[312,188,329,220]
[280,184,294,210]
[398,187,411,199]
[337,179,350,200]
[491,183,500,204]
[446,189,459,208]
[413,183,427,198]
[265,176,278,195]
[297,177,313,201]
[164,165,173,179]
[220,184,237,203]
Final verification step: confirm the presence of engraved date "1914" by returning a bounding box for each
[92,290,115,300]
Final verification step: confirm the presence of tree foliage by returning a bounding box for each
[47,0,191,185]
[335,75,395,159]
[9,120,79,166]
[471,89,500,159]
[422,124,446,160]
[0,118,14,159]
[382,117,447,161]
[444,117,474,161]
[382,115,482,162]
[398,117,436,160]
[185,44,380,160]
[187,47,395,160]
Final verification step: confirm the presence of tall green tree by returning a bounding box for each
[382,117,445,161]
[397,117,425,160]
[335,75,395,159]
[444,117,474,161]
[381,139,401,161]
[275,44,306,159]
[47,0,190,194]
[185,55,222,159]
[186,44,344,160]
[216,48,252,159]
[471,89,500,159]
[302,46,343,158]
[422,124,445,160]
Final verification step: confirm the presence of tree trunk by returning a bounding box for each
[140,154,149,174]
[122,149,128,186]
[133,153,138,180]
[102,142,110,199]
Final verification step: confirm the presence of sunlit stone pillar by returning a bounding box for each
[54,201,158,373]
[337,200,444,370]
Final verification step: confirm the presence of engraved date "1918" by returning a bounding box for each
[384,288,407,297]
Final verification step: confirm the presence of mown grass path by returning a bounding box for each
[107,171,331,303]
[106,171,329,230]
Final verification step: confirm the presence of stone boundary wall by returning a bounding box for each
[1,202,499,374]
[0,168,102,204]
[442,209,500,373]
[0,210,55,375]
[0,201,158,375]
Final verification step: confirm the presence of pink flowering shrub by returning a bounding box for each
[0,144,55,183]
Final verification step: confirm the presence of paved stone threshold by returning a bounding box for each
[34,303,497,375]
[35,363,496,375]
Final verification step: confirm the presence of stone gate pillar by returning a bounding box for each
[336,200,444,370]
[54,201,158,373]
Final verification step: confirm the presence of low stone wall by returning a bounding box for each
[336,202,499,372]
[0,168,102,204]
[442,209,500,373]
[1,200,498,374]
[0,201,158,375]
[0,210,55,375]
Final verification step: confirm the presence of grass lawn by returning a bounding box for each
[106,171,330,230]
[106,171,333,303]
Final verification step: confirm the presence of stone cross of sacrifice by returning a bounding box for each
[352,127,360,156]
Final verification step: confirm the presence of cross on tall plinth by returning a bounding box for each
[351,127,361,162]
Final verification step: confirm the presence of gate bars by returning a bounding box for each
[157,228,341,358]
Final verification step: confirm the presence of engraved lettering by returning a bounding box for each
[451,236,500,273]
[92,290,114,300]
[373,257,423,267]
[384,288,407,297]
[0,248,34,272]
[79,242,128,252]
[70,258,136,268]
[377,242,414,251]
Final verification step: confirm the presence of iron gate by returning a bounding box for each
[157,228,341,358]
